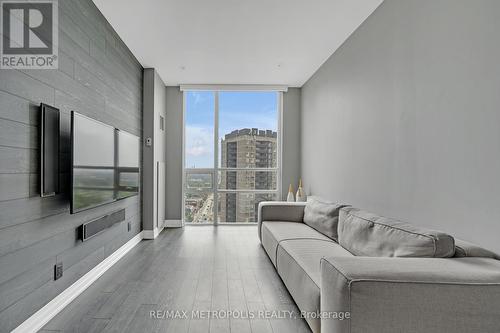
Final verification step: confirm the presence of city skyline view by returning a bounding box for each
[185,91,278,168]
[184,91,280,223]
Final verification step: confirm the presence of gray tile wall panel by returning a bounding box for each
[0,0,143,331]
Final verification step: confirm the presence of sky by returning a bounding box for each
[185,91,278,168]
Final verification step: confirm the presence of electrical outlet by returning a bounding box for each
[54,262,63,280]
[127,221,131,232]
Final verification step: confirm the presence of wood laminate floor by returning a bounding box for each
[42,226,311,333]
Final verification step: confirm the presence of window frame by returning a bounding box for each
[182,88,283,225]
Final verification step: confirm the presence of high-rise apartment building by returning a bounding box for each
[219,128,277,222]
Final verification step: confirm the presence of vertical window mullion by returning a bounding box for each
[213,91,219,225]
[278,91,283,201]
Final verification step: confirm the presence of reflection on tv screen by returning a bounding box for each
[73,169,115,211]
[71,112,140,213]
[72,167,140,210]
[117,172,139,199]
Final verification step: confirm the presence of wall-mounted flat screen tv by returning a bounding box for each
[71,112,140,213]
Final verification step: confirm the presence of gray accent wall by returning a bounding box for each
[301,0,500,253]
[0,0,143,331]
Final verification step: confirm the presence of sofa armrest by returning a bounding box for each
[320,256,500,333]
[257,201,306,241]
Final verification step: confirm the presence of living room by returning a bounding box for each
[0,0,499,332]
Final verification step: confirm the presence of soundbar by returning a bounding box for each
[80,209,126,241]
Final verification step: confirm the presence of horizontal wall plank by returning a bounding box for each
[59,31,142,98]
[0,247,105,333]
[0,228,76,286]
[0,118,38,149]
[59,0,107,51]
[0,257,54,314]
[74,64,141,125]
[0,173,37,202]
[74,0,122,52]
[54,89,141,136]
[56,212,140,270]
[0,70,54,105]
[0,207,140,312]
[0,198,140,258]
[58,52,76,79]
[103,217,142,258]
[77,60,142,114]
[0,149,72,178]
[59,12,91,53]
[20,69,106,114]
[0,91,38,126]
[0,195,68,230]
[0,146,38,174]
[105,41,143,84]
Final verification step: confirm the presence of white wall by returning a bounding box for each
[282,88,302,199]
[143,68,167,232]
[301,0,500,253]
[165,86,183,221]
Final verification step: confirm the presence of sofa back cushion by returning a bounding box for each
[338,207,455,258]
[454,239,500,260]
[303,197,348,241]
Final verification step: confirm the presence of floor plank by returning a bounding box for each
[42,226,311,332]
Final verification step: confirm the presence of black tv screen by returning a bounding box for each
[71,112,140,213]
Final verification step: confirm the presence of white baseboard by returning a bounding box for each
[165,219,182,228]
[142,229,155,239]
[12,231,144,333]
[142,225,164,239]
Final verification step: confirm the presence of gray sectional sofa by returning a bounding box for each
[257,199,500,333]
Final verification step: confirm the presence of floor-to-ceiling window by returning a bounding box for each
[183,88,282,224]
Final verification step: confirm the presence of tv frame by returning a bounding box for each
[70,111,140,214]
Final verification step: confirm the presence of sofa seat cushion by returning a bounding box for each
[338,207,455,258]
[261,221,331,266]
[276,239,353,333]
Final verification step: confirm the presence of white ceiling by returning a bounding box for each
[92,0,383,87]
